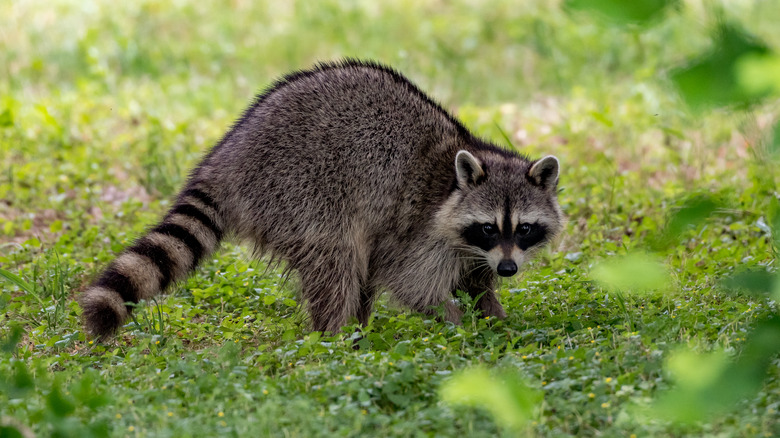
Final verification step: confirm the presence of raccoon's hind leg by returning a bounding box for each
[80,188,224,339]
[356,285,378,327]
[297,245,368,333]
[457,264,506,319]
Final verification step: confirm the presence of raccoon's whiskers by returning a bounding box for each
[462,262,492,278]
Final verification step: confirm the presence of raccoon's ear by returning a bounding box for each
[528,155,559,189]
[455,150,485,189]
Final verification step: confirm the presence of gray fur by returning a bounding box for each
[80,60,564,339]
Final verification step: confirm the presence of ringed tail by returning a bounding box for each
[80,187,224,339]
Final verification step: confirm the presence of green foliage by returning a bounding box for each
[737,53,780,96]
[672,23,770,110]
[440,367,541,431]
[565,0,678,25]
[581,2,780,429]
[1,0,779,436]
[721,269,776,298]
[591,252,670,293]
[650,318,780,423]
[654,195,721,249]
[0,251,78,331]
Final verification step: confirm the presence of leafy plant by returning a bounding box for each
[0,251,75,331]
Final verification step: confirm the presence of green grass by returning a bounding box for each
[1,1,779,436]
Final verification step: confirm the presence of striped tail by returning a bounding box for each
[80,187,224,339]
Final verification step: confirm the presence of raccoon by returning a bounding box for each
[80,59,564,339]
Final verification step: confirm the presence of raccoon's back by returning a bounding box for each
[197,61,467,239]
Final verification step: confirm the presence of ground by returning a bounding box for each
[1,1,779,437]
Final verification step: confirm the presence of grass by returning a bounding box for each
[1,0,779,436]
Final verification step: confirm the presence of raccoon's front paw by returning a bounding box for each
[483,304,507,319]
[477,294,507,319]
[444,301,464,325]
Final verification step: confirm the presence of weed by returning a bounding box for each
[0,250,76,331]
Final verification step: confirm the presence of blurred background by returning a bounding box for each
[2,0,778,200]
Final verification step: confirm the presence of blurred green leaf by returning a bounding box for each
[1,325,24,354]
[47,380,76,418]
[440,367,541,430]
[0,424,25,438]
[736,53,780,96]
[650,348,729,422]
[721,270,775,297]
[49,220,63,233]
[672,24,769,110]
[3,361,35,398]
[87,420,110,437]
[591,252,670,293]
[35,104,62,132]
[666,348,729,389]
[564,0,677,25]
[0,108,12,127]
[774,281,780,306]
[658,195,720,247]
[0,292,9,313]
[70,372,111,410]
[651,317,780,423]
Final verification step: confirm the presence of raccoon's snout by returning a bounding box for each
[496,260,517,277]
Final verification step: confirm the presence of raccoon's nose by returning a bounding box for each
[496,260,517,277]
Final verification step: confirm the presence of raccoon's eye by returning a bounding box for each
[517,223,533,236]
[482,224,498,236]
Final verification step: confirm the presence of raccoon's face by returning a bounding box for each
[438,149,563,277]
